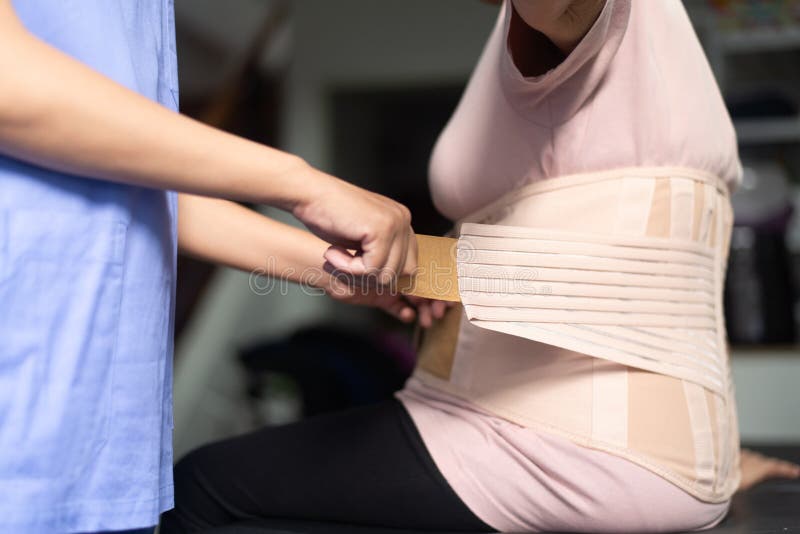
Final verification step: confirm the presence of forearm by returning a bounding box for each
[178,193,439,326]
[178,194,334,288]
[0,2,310,210]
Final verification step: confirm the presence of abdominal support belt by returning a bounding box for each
[400,167,732,397]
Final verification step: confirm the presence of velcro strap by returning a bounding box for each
[399,234,459,302]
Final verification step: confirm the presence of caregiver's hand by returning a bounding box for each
[292,169,417,284]
[326,275,448,327]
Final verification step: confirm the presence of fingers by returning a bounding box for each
[360,202,414,284]
[417,300,433,328]
[324,264,358,300]
[334,282,450,328]
[417,299,451,327]
[771,460,800,478]
[294,172,415,283]
[357,292,417,324]
[738,449,800,491]
[324,246,354,272]
[404,296,451,328]
[324,246,367,276]
[291,167,419,282]
[402,226,418,277]
[360,207,399,277]
[378,227,406,285]
[431,299,447,319]
[385,297,416,323]
[376,224,416,285]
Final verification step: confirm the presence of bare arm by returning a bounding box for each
[177,194,330,282]
[178,194,433,323]
[0,1,416,280]
[0,1,301,207]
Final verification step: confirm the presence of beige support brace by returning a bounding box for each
[400,167,739,503]
[401,225,724,394]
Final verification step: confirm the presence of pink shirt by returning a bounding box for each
[427,0,740,224]
[397,0,739,531]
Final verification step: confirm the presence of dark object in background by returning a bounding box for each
[726,90,798,120]
[726,224,797,343]
[725,161,797,344]
[239,325,415,420]
[331,85,464,237]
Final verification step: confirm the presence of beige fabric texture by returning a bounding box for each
[406,167,740,503]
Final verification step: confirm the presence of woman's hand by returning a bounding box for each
[738,449,800,492]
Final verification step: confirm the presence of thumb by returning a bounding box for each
[324,246,367,276]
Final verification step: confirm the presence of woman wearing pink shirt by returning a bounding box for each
[162,1,799,532]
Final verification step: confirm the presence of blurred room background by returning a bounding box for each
[170,0,800,459]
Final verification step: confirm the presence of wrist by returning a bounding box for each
[287,166,341,223]
[246,152,313,211]
[267,156,329,213]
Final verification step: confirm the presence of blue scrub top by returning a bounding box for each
[0,2,178,532]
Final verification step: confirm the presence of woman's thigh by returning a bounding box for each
[160,399,490,533]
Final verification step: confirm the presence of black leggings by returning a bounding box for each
[160,400,492,533]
